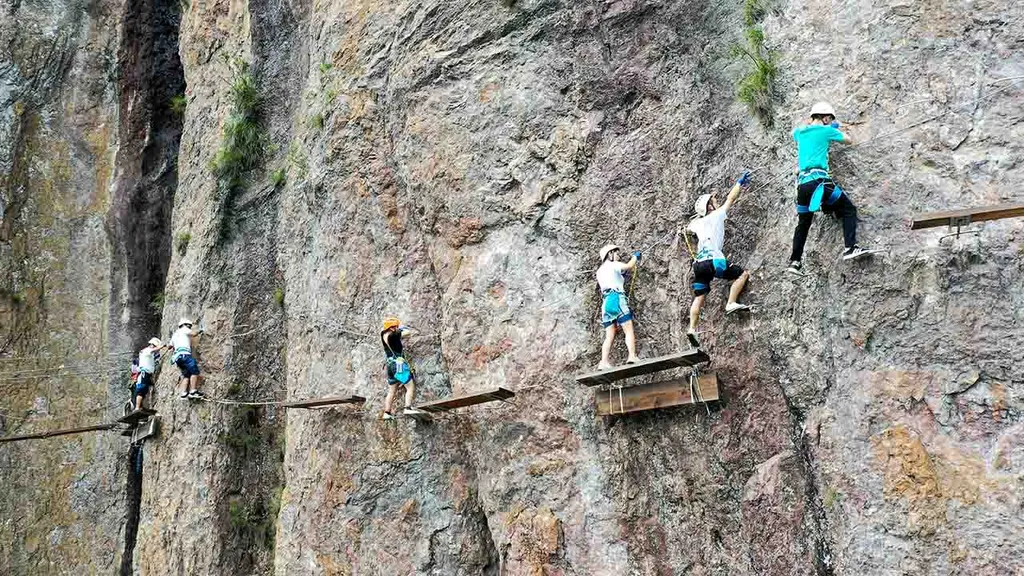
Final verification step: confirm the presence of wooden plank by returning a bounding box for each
[117,408,157,424]
[414,387,515,413]
[596,374,719,416]
[575,349,710,387]
[280,396,366,409]
[910,203,1024,230]
[0,423,118,443]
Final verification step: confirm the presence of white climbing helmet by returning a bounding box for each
[148,337,164,348]
[599,244,621,261]
[810,102,836,117]
[693,194,713,217]
[178,317,193,327]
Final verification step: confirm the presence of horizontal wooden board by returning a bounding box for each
[281,396,366,409]
[414,387,515,413]
[117,408,157,424]
[910,203,1024,230]
[0,423,118,443]
[596,373,719,416]
[576,349,710,387]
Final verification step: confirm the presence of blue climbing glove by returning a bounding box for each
[633,251,642,262]
[736,170,752,186]
[830,120,841,129]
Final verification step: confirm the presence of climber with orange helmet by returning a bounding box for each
[788,102,873,275]
[596,245,641,369]
[380,317,425,420]
[686,172,752,348]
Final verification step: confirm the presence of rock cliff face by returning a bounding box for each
[2,0,1023,575]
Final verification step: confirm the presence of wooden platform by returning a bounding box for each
[575,350,710,387]
[911,203,1024,230]
[117,408,157,424]
[280,396,366,409]
[596,373,719,416]
[413,387,515,413]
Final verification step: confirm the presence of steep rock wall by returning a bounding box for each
[1,0,1022,575]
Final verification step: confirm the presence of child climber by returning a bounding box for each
[380,317,427,420]
[686,172,752,348]
[788,102,872,275]
[132,337,171,410]
[596,245,641,369]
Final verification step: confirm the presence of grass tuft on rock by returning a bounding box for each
[733,0,779,129]
[170,94,187,116]
[210,60,268,233]
[175,231,191,254]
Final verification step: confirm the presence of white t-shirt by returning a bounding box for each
[596,261,629,292]
[138,346,159,373]
[171,327,192,359]
[687,207,728,261]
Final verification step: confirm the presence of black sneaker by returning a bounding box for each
[842,245,873,261]
[686,330,700,348]
[786,261,803,276]
[188,390,207,399]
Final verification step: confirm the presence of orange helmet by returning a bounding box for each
[382,317,400,331]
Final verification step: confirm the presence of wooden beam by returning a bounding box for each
[117,408,157,424]
[576,349,710,387]
[280,396,366,409]
[0,423,118,443]
[596,374,719,416]
[414,387,515,413]
[910,203,1024,230]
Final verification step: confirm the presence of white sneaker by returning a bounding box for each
[403,408,426,416]
[725,302,750,314]
[842,245,873,261]
[381,411,396,421]
[597,362,613,371]
[179,391,189,399]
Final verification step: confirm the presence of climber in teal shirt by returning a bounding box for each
[788,102,874,275]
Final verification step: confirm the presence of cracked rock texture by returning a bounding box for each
[3,0,1024,575]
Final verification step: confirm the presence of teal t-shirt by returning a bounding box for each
[792,124,846,182]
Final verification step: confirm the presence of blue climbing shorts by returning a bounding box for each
[385,357,413,386]
[174,354,200,378]
[692,258,744,296]
[133,372,154,397]
[601,290,634,328]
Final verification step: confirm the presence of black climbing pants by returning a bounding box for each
[790,179,858,262]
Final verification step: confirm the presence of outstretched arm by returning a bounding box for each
[831,121,854,145]
[721,171,751,211]
[400,327,419,337]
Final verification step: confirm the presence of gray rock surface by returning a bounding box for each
[2,0,1023,574]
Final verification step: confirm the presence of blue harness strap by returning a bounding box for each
[712,258,728,278]
[603,291,623,316]
[798,170,843,214]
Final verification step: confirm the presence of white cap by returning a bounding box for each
[148,337,164,348]
[693,194,713,217]
[178,317,193,327]
[599,244,621,261]
[810,102,836,117]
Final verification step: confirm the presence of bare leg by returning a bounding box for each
[134,395,144,410]
[178,377,188,396]
[727,271,750,305]
[384,383,399,414]
[599,325,616,368]
[188,374,200,393]
[621,320,639,362]
[404,380,416,409]
[689,295,706,332]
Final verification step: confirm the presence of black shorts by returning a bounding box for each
[692,259,744,296]
[133,372,153,397]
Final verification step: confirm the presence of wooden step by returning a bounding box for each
[280,395,366,409]
[596,373,719,416]
[413,387,515,413]
[575,349,710,387]
[117,408,157,424]
[910,203,1024,230]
